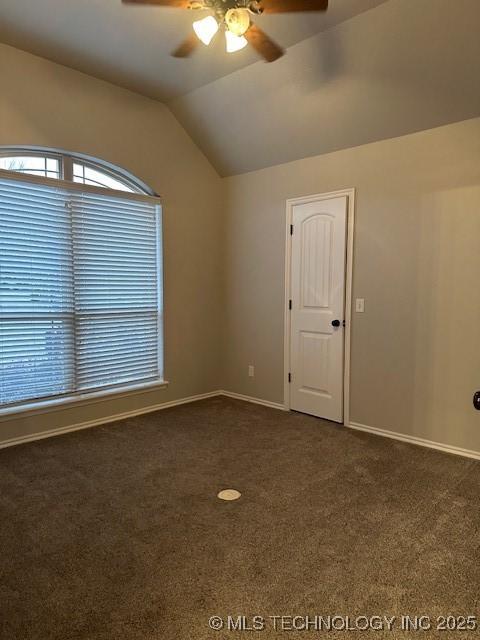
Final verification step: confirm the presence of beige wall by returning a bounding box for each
[223,118,480,453]
[0,43,225,442]
[1,43,480,456]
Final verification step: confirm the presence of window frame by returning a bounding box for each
[0,149,167,420]
[0,146,155,196]
[0,151,63,180]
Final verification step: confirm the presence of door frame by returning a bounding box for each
[283,188,356,426]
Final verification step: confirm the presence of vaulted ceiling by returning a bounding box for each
[0,0,479,175]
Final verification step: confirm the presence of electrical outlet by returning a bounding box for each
[355,298,365,313]
[248,365,255,378]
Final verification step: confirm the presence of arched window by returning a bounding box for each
[0,148,152,194]
[0,147,165,414]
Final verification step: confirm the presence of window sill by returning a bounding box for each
[0,380,170,422]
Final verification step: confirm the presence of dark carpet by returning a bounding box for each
[0,397,479,639]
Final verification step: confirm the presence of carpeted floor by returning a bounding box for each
[0,397,479,640]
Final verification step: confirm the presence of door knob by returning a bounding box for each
[474,391,480,411]
[331,319,341,328]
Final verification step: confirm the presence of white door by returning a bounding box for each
[289,196,347,422]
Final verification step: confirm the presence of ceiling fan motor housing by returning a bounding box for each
[198,0,264,16]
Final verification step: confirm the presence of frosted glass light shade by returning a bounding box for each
[225,29,248,53]
[193,16,219,46]
[225,8,250,36]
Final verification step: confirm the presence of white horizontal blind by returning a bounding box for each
[0,172,163,408]
[0,177,74,405]
[71,191,162,391]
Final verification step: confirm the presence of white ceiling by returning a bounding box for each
[0,0,387,100]
[170,0,480,175]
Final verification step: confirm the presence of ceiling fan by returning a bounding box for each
[122,0,329,62]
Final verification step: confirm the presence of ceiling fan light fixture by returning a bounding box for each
[193,15,219,46]
[225,8,250,37]
[225,29,248,53]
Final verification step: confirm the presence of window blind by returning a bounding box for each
[71,191,162,391]
[0,171,163,408]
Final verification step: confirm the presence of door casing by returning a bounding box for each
[284,189,355,426]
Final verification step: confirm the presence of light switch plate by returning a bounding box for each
[248,365,255,378]
[355,298,365,313]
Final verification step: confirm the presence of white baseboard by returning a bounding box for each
[0,391,221,450]
[348,421,480,461]
[219,390,287,412]
[6,390,475,462]
[0,390,287,450]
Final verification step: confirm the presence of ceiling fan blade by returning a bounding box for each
[122,0,195,7]
[245,24,284,62]
[172,33,199,58]
[259,0,328,13]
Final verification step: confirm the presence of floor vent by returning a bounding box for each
[217,489,241,501]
